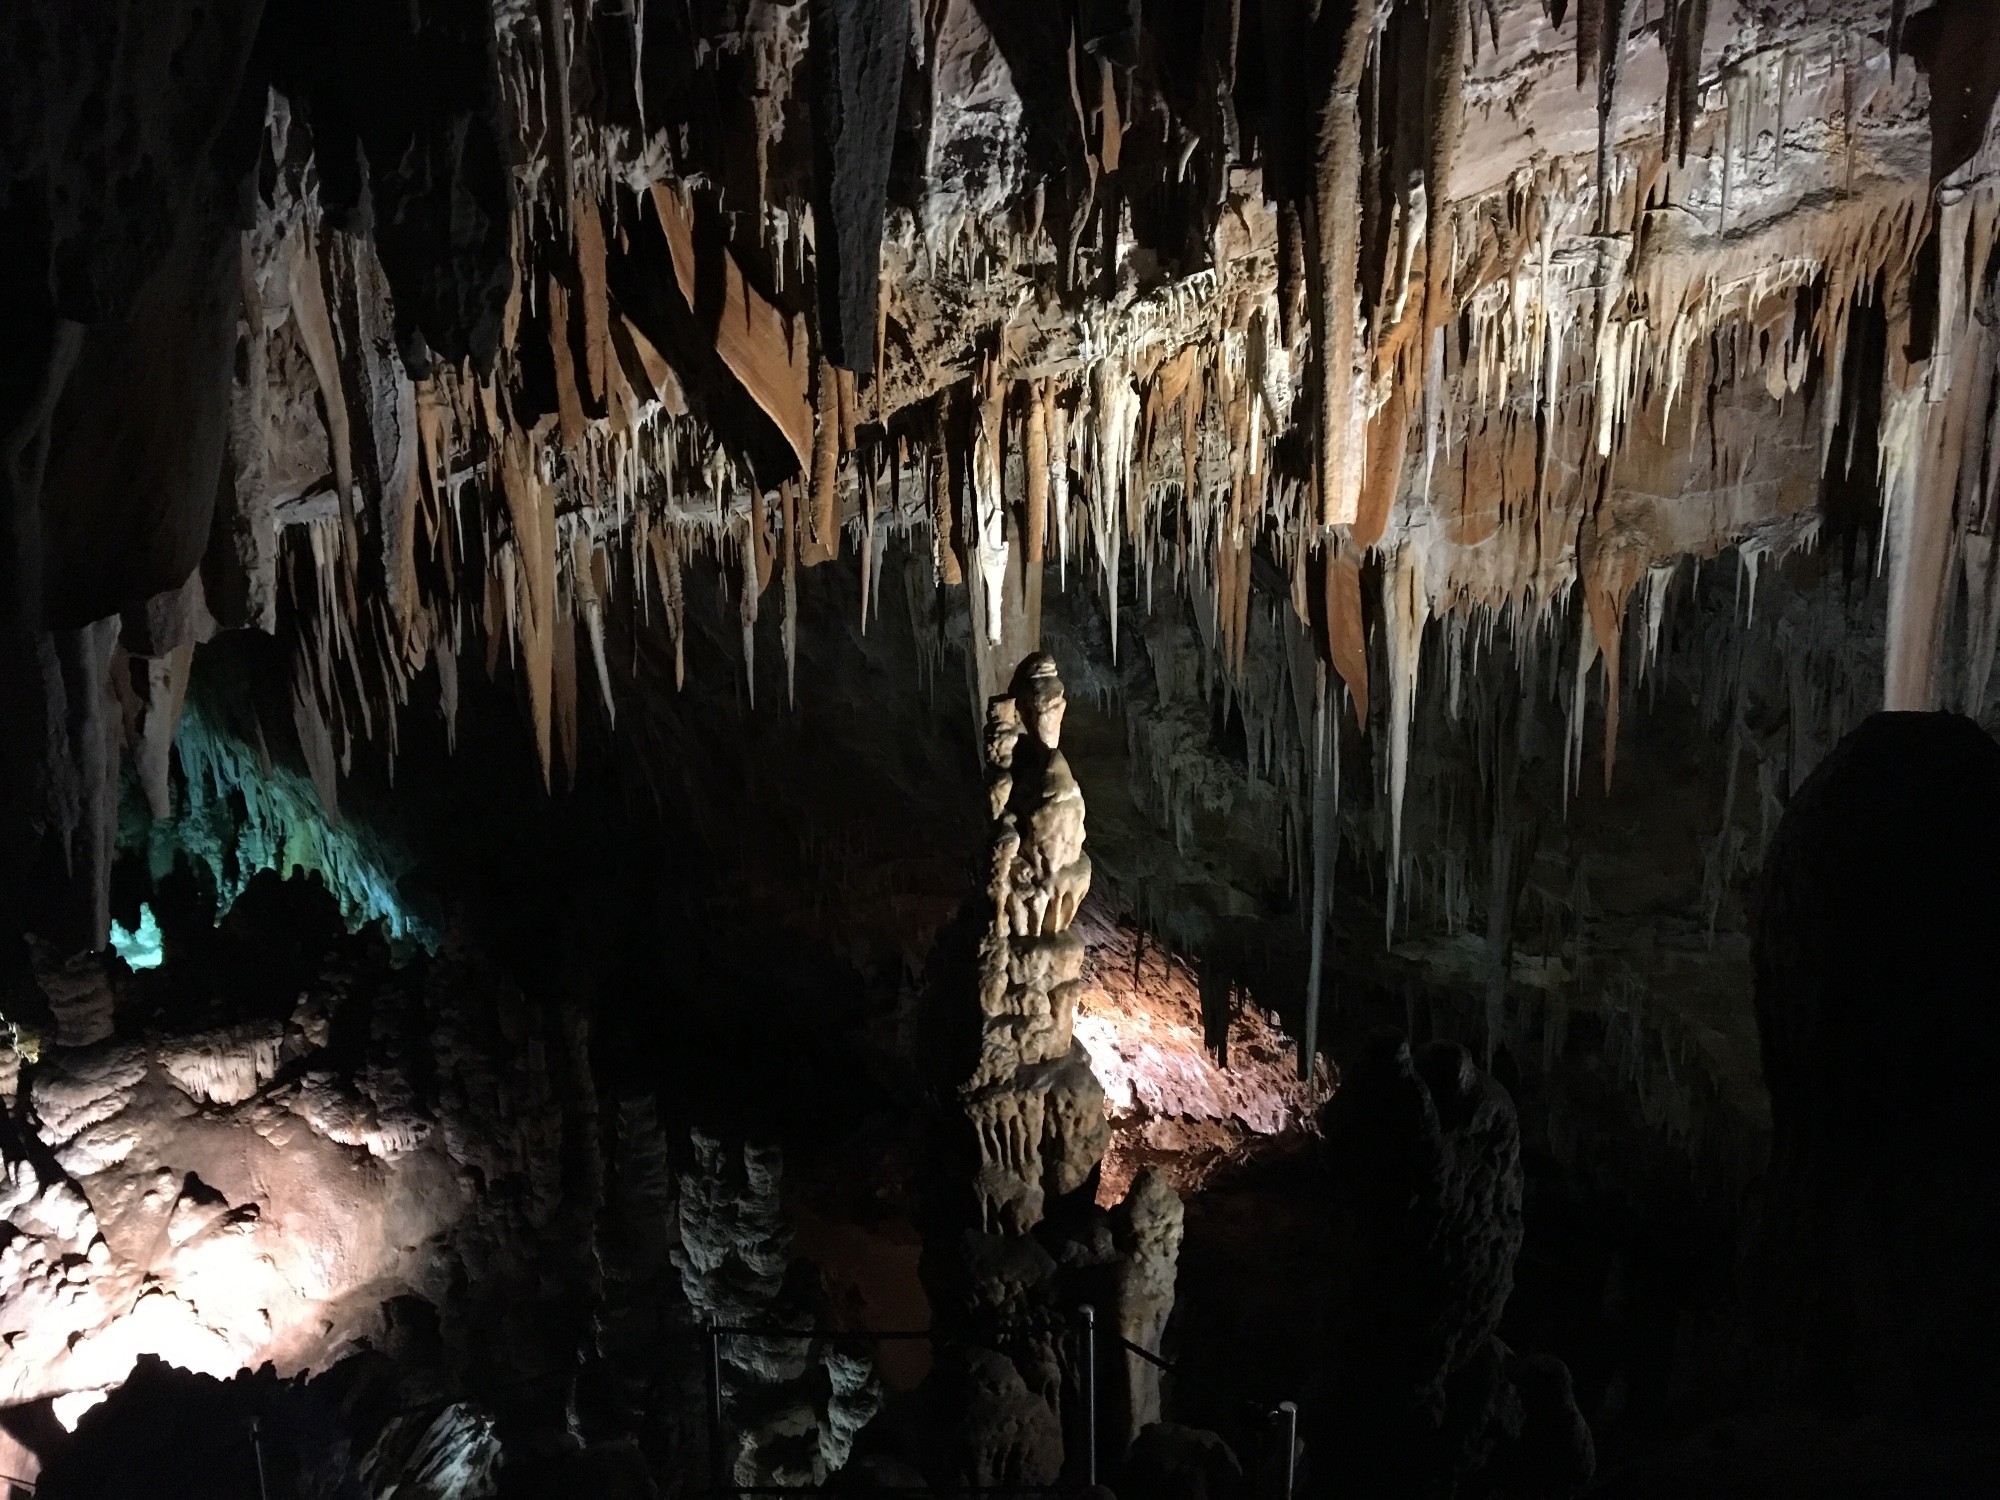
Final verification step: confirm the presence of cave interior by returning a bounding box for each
[4,0,2000,1496]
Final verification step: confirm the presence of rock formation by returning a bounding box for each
[918,652,1188,1487]
[672,1130,881,1489]
[1109,1167,1185,1450]
[1318,1030,1592,1499]
[7,4,2000,1496]
[1750,711,2000,1438]
[0,882,743,1494]
[10,0,2000,989]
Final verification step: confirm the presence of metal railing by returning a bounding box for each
[699,1309,1299,1498]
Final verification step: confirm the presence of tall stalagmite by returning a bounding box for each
[916,653,1184,1487]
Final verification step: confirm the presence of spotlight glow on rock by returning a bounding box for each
[107,904,164,970]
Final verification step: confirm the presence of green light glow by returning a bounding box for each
[109,903,165,969]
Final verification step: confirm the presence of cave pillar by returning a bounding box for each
[918,652,1193,1488]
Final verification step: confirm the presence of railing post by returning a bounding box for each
[250,1415,269,1500]
[1276,1400,1298,1499]
[707,1324,727,1493]
[1081,1304,1099,1488]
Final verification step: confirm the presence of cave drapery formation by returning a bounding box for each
[7,0,2000,1495]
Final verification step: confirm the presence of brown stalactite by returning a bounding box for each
[1324,538,1370,728]
[1100,54,1124,176]
[549,281,589,448]
[575,196,612,406]
[837,367,859,454]
[1355,383,1409,551]
[647,527,688,689]
[1309,0,1378,528]
[1582,530,1645,791]
[495,425,558,788]
[805,357,842,566]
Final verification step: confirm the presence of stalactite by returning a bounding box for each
[1091,359,1140,660]
[1026,380,1051,572]
[1324,537,1371,729]
[71,0,1979,916]
[549,280,589,447]
[932,392,963,585]
[648,527,687,688]
[1583,535,1645,792]
[1591,0,1633,225]
[1884,192,1997,710]
[291,646,342,828]
[494,428,558,788]
[573,532,617,729]
[806,356,843,565]
[972,362,1009,646]
[741,507,763,710]
[290,231,358,559]
[575,196,612,405]
[1575,0,1603,90]
[552,585,580,783]
[1663,0,1710,167]
[1052,396,1073,587]
[1309,0,1377,528]
[1422,0,1469,342]
[1385,539,1428,929]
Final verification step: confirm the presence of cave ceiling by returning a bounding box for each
[4,0,2000,975]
